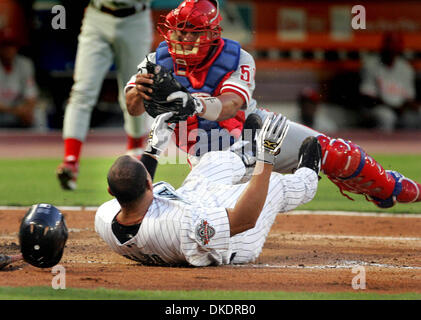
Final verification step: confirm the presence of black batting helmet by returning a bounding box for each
[19,204,68,268]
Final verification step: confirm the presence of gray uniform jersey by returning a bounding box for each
[0,55,38,126]
[0,55,37,106]
[95,151,318,266]
[360,55,415,108]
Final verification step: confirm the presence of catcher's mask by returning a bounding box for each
[158,0,222,75]
[19,204,68,268]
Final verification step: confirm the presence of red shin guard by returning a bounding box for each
[317,134,421,207]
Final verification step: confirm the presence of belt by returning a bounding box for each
[92,3,148,18]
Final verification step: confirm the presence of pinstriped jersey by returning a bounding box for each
[95,181,232,266]
[95,151,319,267]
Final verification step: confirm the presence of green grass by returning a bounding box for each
[0,154,420,213]
[0,287,420,300]
[0,158,190,207]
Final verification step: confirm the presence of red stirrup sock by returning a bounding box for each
[317,134,421,208]
[63,138,82,164]
[127,135,147,150]
[126,135,148,159]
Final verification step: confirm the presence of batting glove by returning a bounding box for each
[144,112,176,158]
[256,113,290,165]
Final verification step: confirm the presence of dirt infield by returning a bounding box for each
[1,209,420,293]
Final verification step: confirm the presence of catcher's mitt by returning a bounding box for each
[143,60,197,122]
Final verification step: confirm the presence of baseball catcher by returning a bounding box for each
[142,60,203,122]
[125,0,421,208]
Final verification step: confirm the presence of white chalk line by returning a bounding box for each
[290,210,421,218]
[271,233,421,242]
[230,261,421,270]
[61,260,421,270]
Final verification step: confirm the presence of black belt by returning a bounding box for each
[93,3,147,18]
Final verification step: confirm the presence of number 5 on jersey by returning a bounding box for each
[240,65,255,83]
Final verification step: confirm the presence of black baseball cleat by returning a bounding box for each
[297,136,322,175]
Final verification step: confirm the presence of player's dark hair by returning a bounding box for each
[107,155,149,206]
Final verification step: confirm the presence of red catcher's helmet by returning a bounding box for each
[158,0,222,75]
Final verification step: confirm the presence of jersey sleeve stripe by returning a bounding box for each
[124,83,136,93]
[221,84,250,105]
[220,88,246,104]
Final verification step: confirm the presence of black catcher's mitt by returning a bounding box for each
[143,60,197,122]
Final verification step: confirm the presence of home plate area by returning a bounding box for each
[0,208,420,293]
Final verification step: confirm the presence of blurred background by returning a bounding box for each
[1,0,421,134]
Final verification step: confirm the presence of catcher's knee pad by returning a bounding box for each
[317,134,395,201]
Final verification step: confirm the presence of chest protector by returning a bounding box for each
[156,39,244,156]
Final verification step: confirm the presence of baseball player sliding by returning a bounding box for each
[57,0,153,190]
[95,112,321,266]
[126,0,421,209]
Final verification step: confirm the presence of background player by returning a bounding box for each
[359,31,421,131]
[125,0,421,209]
[95,112,321,266]
[0,29,38,128]
[56,0,153,190]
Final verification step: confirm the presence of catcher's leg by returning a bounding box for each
[318,134,421,208]
[252,108,421,208]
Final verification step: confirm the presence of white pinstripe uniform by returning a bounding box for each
[95,151,318,266]
[125,48,320,173]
